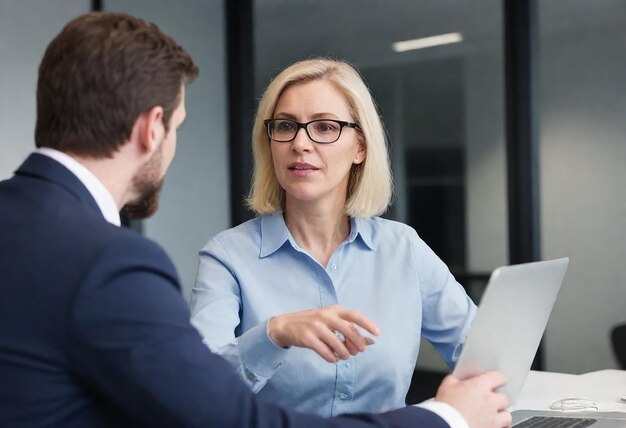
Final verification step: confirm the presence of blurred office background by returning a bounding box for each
[1,0,625,401]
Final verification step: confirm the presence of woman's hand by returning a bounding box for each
[267,305,380,363]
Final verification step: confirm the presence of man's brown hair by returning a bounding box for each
[35,12,198,157]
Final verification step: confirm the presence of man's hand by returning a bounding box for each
[267,305,379,362]
[435,371,512,428]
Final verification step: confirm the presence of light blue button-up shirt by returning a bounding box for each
[190,213,476,417]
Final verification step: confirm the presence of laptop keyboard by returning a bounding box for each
[514,416,597,427]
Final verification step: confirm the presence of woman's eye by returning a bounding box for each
[313,121,337,133]
[276,121,296,132]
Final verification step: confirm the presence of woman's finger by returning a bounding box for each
[332,321,367,352]
[334,307,380,336]
[306,335,339,363]
[344,337,360,356]
[318,327,351,360]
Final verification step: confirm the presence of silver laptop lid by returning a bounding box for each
[452,258,569,403]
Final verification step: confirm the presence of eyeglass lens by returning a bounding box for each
[268,119,344,143]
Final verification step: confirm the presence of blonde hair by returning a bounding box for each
[247,58,392,218]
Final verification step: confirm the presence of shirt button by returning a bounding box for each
[339,393,348,400]
[331,263,337,270]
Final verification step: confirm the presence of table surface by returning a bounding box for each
[512,369,626,413]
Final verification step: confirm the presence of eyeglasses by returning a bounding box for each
[549,398,598,412]
[264,119,360,144]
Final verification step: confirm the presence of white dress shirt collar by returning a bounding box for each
[36,148,121,227]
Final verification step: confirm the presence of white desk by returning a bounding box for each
[513,369,626,413]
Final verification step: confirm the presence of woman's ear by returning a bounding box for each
[354,138,366,165]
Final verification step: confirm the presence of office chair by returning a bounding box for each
[610,323,626,369]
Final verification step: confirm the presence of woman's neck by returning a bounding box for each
[283,200,350,268]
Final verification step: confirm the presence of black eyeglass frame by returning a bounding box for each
[264,119,360,144]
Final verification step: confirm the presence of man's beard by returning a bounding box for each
[121,145,164,220]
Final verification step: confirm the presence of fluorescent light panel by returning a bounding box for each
[392,32,463,52]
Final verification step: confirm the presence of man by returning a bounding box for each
[0,12,511,428]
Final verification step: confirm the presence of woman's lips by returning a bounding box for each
[288,162,319,177]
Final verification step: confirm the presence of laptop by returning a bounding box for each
[452,258,626,427]
[453,258,569,401]
[511,410,626,427]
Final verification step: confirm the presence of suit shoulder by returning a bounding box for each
[104,230,176,270]
[74,225,180,289]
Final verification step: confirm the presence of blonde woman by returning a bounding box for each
[190,59,478,417]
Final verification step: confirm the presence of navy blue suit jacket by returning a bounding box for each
[0,154,448,428]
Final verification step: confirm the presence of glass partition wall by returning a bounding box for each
[245,0,626,402]
[538,0,626,374]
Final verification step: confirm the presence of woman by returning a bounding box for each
[190,58,476,417]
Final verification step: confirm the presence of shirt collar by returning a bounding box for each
[259,213,291,258]
[351,217,375,250]
[35,148,121,227]
[259,213,375,258]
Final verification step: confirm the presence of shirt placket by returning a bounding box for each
[326,250,357,415]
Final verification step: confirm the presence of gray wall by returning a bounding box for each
[0,0,230,300]
[0,0,91,178]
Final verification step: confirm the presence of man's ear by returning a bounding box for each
[136,106,165,155]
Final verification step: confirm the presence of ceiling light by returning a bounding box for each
[392,32,463,53]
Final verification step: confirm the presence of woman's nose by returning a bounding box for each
[291,127,314,152]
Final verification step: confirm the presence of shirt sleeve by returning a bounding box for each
[189,237,288,392]
[415,400,468,428]
[410,229,477,367]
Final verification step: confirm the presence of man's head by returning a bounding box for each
[35,12,197,218]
